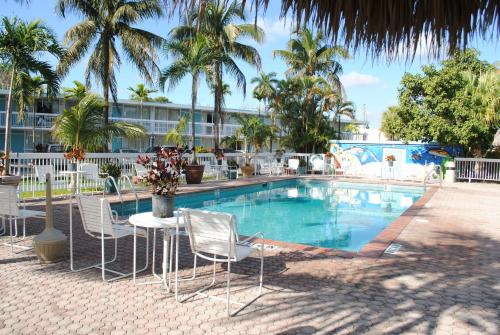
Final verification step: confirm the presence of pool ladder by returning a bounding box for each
[102,175,139,214]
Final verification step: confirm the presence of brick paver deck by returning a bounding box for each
[1,181,499,334]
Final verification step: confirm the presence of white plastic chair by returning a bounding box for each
[178,209,264,317]
[309,155,325,174]
[0,185,45,253]
[76,195,149,281]
[34,165,56,184]
[287,158,300,175]
[133,163,148,180]
[79,163,105,193]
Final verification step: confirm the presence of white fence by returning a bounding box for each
[455,158,500,182]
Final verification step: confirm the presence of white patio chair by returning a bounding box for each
[287,158,300,175]
[79,163,105,193]
[133,163,148,181]
[34,164,56,184]
[76,195,149,282]
[178,209,264,317]
[202,161,217,178]
[310,155,325,174]
[271,162,284,176]
[0,185,45,253]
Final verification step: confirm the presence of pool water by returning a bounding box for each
[113,180,424,252]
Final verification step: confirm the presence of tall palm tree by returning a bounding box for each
[274,28,348,92]
[63,80,89,101]
[128,83,157,120]
[331,101,355,139]
[56,0,164,126]
[251,71,278,116]
[160,35,218,163]
[0,17,62,174]
[28,75,45,150]
[173,0,264,149]
[52,93,146,152]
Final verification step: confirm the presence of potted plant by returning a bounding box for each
[64,147,86,171]
[298,157,307,175]
[100,162,121,194]
[275,149,284,163]
[226,160,238,180]
[236,116,273,178]
[136,147,187,218]
[386,154,396,167]
[212,148,224,165]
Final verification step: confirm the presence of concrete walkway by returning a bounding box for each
[0,182,499,334]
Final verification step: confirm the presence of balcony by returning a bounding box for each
[0,112,242,137]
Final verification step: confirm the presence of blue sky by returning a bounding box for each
[3,1,498,127]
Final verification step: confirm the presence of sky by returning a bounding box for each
[2,1,498,128]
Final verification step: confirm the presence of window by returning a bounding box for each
[206,114,213,123]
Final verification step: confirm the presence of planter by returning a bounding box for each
[0,175,21,187]
[227,169,238,180]
[33,234,66,264]
[152,194,175,218]
[104,178,118,194]
[298,166,306,175]
[241,165,254,177]
[387,161,394,167]
[67,163,77,171]
[185,165,205,184]
[217,159,222,165]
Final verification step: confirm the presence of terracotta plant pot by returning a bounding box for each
[241,165,254,177]
[185,164,205,184]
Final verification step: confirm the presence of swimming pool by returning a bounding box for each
[113,180,424,252]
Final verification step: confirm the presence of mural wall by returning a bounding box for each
[329,140,458,180]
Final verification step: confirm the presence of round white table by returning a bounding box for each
[129,211,185,289]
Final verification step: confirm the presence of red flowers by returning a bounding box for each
[64,147,86,161]
[136,147,187,196]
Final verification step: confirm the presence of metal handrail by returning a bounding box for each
[119,175,139,214]
[423,164,443,190]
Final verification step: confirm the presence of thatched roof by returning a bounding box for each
[167,0,499,59]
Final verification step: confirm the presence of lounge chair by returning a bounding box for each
[287,158,300,175]
[133,163,148,181]
[310,155,325,174]
[76,195,148,281]
[0,185,45,253]
[178,209,264,317]
[79,163,105,193]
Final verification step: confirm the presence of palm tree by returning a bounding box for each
[174,0,264,149]
[63,80,89,101]
[160,35,218,164]
[128,83,157,119]
[164,115,188,148]
[274,28,348,92]
[235,115,273,164]
[0,17,63,175]
[251,71,278,116]
[330,101,355,139]
[28,75,45,150]
[56,0,164,126]
[52,93,146,152]
[464,70,500,126]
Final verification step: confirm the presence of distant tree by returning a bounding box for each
[0,17,62,173]
[56,0,164,125]
[251,71,278,116]
[128,84,157,120]
[63,80,89,101]
[52,93,146,152]
[153,96,171,103]
[380,106,403,140]
[164,115,188,147]
[395,49,497,156]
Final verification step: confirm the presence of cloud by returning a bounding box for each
[256,16,294,43]
[340,72,382,88]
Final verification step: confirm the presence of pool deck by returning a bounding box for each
[1,178,499,334]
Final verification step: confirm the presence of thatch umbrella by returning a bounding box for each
[167,0,499,59]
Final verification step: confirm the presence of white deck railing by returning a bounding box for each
[455,158,500,182]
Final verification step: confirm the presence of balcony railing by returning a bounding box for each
[0,112,241,137]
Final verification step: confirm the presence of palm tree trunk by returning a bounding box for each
[213,62,222,150]
[191,73,198,164]
[3,67,16,175]
[32,94,36,151]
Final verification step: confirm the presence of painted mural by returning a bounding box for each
[329,141,459,179]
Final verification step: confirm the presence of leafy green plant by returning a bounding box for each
[100,162,121,179]
[298,157,307,167]
[227,159,239,168]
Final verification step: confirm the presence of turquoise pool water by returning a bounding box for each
[113,180,424,252]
